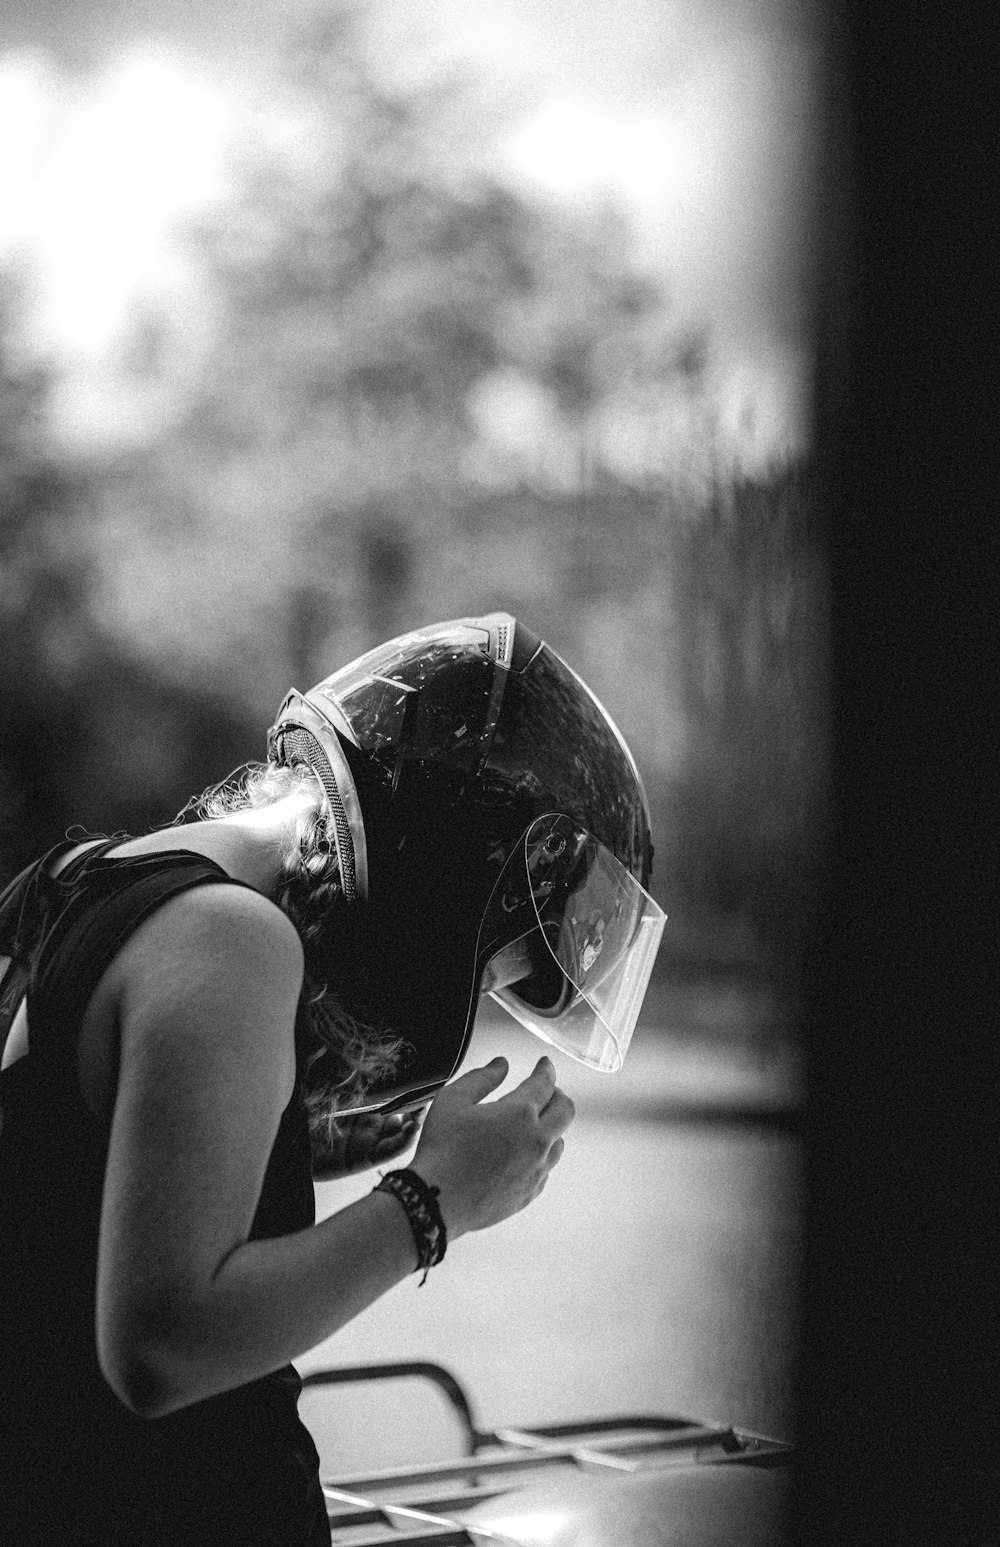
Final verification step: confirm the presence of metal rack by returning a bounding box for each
[303,1362,792,1546]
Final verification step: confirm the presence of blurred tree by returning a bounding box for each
[83,1,679,712]
[0,277,257,879]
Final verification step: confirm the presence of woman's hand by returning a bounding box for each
[411,1055,575,1239]
[311,1110,423,1180]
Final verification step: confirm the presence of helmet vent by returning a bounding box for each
[281,727,358,901]
[495,621,510,662]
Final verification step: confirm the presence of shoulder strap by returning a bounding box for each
[0,842,82,1068]
[27,848,249,1069]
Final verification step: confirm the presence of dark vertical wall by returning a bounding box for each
[796,3,998,1543]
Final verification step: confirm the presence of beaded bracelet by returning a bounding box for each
[373,1168,448,1285]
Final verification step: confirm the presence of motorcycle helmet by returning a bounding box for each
[268,612,666,1113]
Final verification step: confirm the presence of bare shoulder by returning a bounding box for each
[120,882,303,981]
[111,883,304,1085]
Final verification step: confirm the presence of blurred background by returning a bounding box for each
[1,0,824,1461]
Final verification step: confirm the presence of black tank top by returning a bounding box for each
[0,840,330,1546]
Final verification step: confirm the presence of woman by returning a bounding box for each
[0,612,665,1544]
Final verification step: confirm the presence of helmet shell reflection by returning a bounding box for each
[268,613,661,1111]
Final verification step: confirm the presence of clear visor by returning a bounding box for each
[489,815,667,1072]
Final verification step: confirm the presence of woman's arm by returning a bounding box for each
[95,885,572,1419]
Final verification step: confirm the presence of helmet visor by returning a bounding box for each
[488,814,667,1072]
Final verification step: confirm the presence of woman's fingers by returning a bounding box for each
[538,1086,575,1138]
[475,1053,573,1145]
[413,1054,576,1236]
[515,1056,557,1111]
[439,1058,510,1107]
[373,1115,419,1155]
[372,1134,409,1163]
[329,1113,420,1174]
[515,1059,573,1136]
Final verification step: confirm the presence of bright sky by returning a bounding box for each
[0,0,818,461]
[0,60,692,348]
[1,52,230,350]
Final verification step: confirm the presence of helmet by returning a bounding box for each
[268,613,666,1113]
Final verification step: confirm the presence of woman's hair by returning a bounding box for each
[178,762,404,1149]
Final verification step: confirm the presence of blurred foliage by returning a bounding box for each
[0,3,826,982]
[79,6,683,706]
[0,279,255,871]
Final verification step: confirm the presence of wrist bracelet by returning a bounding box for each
[373,1168,447,1285]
